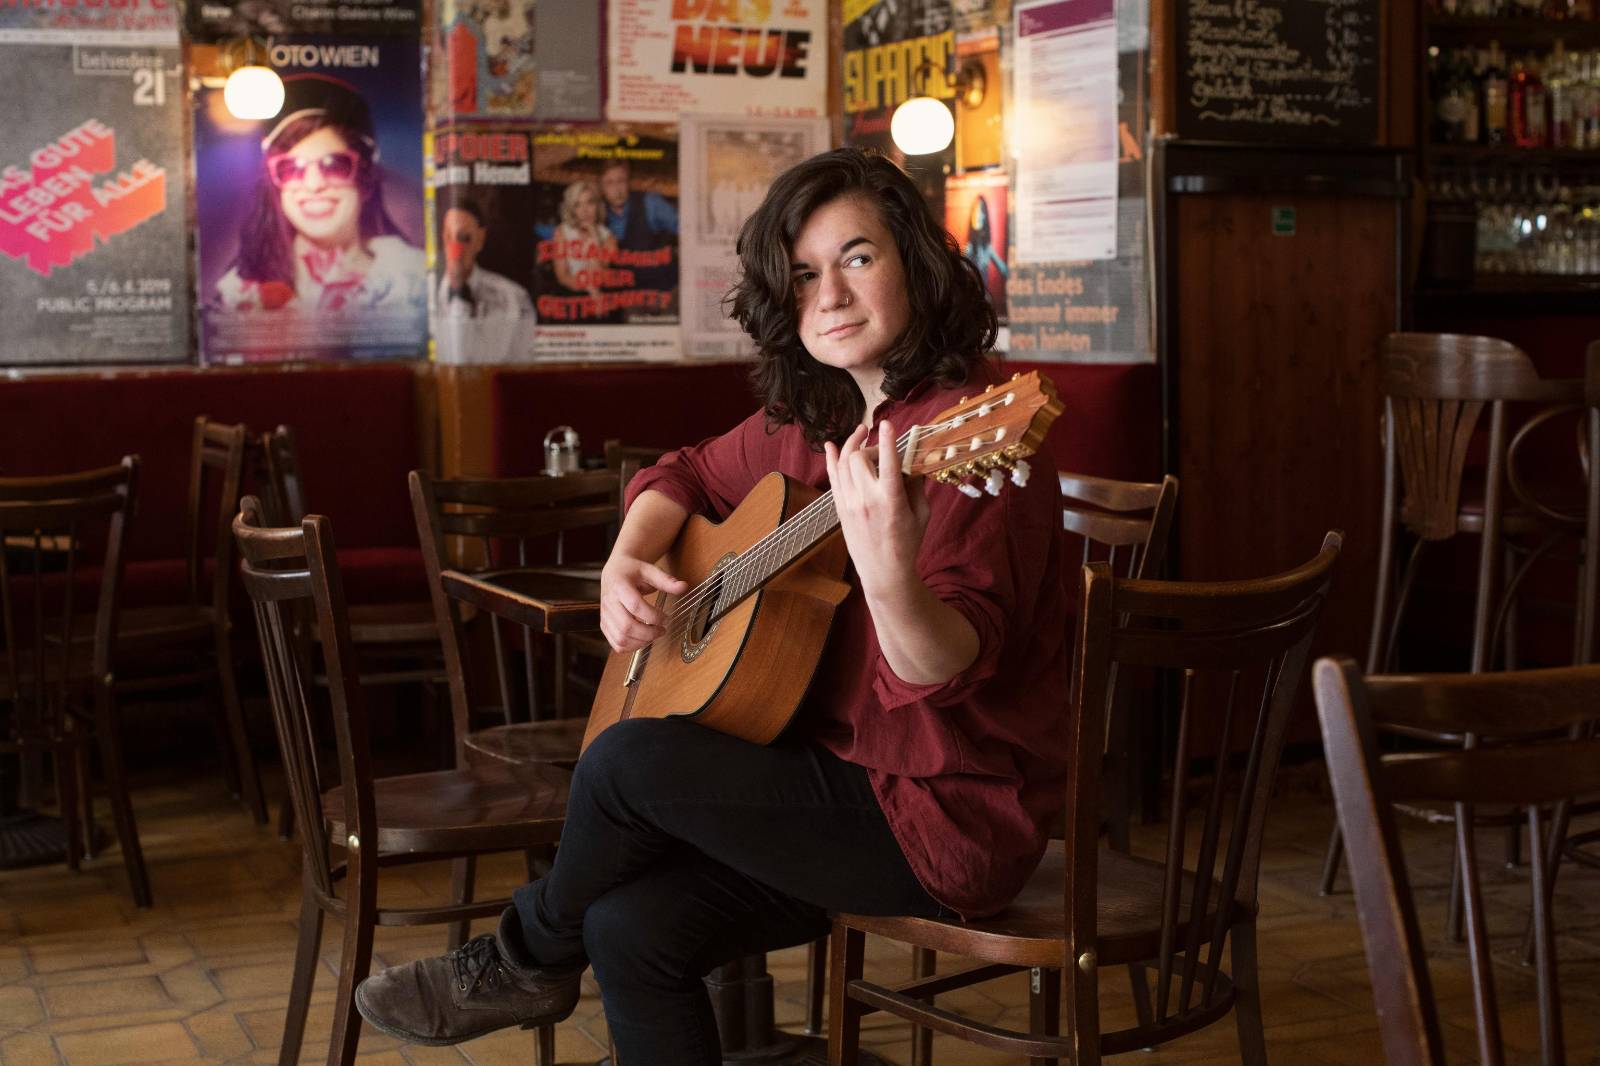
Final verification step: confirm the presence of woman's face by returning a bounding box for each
[790,194,911,377]
[276,126,363,248]
[574,186,599,226]
[969,197,987,234]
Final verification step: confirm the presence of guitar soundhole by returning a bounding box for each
[681,553,736,663]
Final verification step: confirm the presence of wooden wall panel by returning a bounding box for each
[1175,193,1394,747]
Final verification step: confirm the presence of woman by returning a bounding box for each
[213,78,425,319]
[551,177,616,305]
[354,147,1070,1064]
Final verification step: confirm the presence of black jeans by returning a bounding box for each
[511,716,942,1065]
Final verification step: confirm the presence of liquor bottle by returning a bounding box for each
[1545,0,1574,17]
[1436,50,1472,142]
[1523,59,1548,146]
[1548,42,1574,148]
[1483,43,1510,146]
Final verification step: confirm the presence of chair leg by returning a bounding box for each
[533,1024,555,1066]
[1446,833,1466,943]
[804,936,827,1037]
[1127,962,1154,1033]
[827,925,866,1066]
[280,880,325,1066]
[278,792,296,842]
[1028,966,1062,1066]
[448,855,476,949]
[1232,922,1268,1066]
[327,871,377,1066]
[56,746,81,873]
[76,743,96,861]
[1318,822,1344,896]
[911,947,936,1066]
[95,688,151,908]
[216,627,268,825]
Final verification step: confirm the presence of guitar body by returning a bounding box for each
[582,471,852,752]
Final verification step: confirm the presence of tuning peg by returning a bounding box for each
[956,482,983,499]
[984,469,1005,496]
[1010,460,1031,487]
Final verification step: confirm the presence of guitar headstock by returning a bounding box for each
[903,371,1063,498]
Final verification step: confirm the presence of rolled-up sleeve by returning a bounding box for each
[871,480,1038,712]
[624,409,771,520]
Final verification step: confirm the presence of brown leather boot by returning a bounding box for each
[354,909,582,1046]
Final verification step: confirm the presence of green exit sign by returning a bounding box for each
[1272,206,1296,236]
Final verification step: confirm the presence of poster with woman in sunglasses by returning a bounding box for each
[196,64,427,363]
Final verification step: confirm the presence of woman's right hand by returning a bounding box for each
[600,554,690,653]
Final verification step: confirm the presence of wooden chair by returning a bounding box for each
[109,418,266,824]
[233,497,570,1066]
[1320,335,1583,906]
[877,472,1180,1065]
[828,532,1343,1066]
[1313,657,1600,1066]
[410,468,620,946]
[259,426,447,838]
[0,460,148,905]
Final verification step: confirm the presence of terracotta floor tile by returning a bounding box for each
[54,1021,198,1065]
[0,1031,61,1066]
[39,976,171,1020]
[0,985,44,1029]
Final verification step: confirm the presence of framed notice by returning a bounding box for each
[0,3,188,366]
[679,114,828,359]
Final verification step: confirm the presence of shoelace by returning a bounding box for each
[449,935,507,994]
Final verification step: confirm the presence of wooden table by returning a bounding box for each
[439,568,886,1065]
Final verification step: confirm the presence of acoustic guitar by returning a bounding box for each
[582,371,1063,752]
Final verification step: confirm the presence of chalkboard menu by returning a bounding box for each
[1175,0,1381,146]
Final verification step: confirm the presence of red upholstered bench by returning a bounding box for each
[0,363,428,609]
[490,359,1160,484]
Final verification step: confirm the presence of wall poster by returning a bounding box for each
[842,0,954,218]
[427,0,602,122]
[191,2,427,364]
[428,125,537,364]
[607,0,828,124]
[945,170,1009,327]
[0,1,188,366]
[530,127,680,361]
[679,114,829,359]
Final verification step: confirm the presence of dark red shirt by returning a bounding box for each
[626,368,1071,918]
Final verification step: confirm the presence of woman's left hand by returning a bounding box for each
[824,419,931,600]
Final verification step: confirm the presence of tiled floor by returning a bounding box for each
[2,765,1598,1064]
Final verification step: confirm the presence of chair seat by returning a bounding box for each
[464,719,588,771]
[321,763,570,855]
[839,843,1233,970]
[1451,486,1588,536]
[342,601,440,645]
[116,603,215,645]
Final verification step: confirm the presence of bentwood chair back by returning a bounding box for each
[0,459,146,904]
[410,468,619,757]
[829,533,1342,1066]
[258,425,449,839]
[111,417,266,825]
[1314,657,1600,1066]
[234,497,570,1066]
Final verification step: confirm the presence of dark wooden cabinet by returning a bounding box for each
[1156,143,1410,749]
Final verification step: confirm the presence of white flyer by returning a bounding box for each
[1013,0,1119,263]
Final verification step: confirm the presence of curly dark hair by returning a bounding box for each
[728,147,998,446]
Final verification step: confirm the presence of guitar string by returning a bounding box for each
[631,402,1027,665]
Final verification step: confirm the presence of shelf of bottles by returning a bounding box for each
[1423,0,1600,294]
